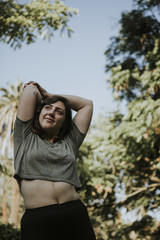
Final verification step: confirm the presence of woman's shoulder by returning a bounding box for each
[14,117,34,139]
[65,121,86,150]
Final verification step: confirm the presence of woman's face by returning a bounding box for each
[39,101,66,136]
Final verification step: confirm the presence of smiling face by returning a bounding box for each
[39,101,66,139]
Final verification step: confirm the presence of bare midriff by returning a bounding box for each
[21,179,80,209]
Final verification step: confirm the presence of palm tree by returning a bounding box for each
[0,81,23,226]
[0,81,23,156]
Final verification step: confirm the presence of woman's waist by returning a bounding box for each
[21,179,79,209]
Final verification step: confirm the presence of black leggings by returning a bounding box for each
[21,199,96,240]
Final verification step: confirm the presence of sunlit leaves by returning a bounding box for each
[0,0,78,49]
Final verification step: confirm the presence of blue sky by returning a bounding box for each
[0,0,133,119]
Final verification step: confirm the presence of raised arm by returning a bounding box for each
[57,94,93,134]
[17,83,42,121]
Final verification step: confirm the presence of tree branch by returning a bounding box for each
[119,183,160,205]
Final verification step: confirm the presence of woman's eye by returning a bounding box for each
[57,110,63,115]
[45,106,51,110]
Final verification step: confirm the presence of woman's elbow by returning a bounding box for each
[87,99,93,113]
[88,99,93,109]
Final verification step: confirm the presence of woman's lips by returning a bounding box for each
[45,117,54,122]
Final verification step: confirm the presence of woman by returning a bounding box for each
[13,81,96,240]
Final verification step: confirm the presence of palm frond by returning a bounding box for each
[0,81,23,160]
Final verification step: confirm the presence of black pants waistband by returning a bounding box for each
[25,199,81,211]
[21,199,96,240]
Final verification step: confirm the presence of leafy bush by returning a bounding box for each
[0,223,20,240]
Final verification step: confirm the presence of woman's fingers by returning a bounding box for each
[23,82,48,99]
[23,81,35,89]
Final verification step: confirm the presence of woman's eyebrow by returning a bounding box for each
[49,104,65,112]
[56,107,64,112]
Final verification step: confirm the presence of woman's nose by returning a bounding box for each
[48,109,55,116]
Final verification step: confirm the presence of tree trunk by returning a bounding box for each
[2,174,7,223]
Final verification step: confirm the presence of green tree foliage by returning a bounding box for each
[105,0,160,102]
[0,0,78,49]
[94,0,160,238]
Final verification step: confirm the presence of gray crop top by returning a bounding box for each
[13,117,86,190]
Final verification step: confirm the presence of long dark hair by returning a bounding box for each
[32,95,72,141]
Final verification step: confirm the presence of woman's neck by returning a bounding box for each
[42,134,60,143]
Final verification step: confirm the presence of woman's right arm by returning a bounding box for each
[17,83,42,121]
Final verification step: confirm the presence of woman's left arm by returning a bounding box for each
[58,94,93,134]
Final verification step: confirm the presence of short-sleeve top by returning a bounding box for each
[13,117,86,190]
